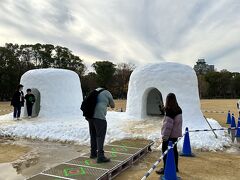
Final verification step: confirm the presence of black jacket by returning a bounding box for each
[25,94,35,105]
[11,91,24,107]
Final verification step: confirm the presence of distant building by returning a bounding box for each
[194,59,215,75]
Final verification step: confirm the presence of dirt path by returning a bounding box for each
[116,149,240,180]
[0,143,30,163]
[0,138,89,179]
[0,102,12,115]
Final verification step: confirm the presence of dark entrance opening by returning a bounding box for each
[146,88,164,116]
[24,88,41,117]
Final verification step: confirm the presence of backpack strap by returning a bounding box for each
[97,88,105,94]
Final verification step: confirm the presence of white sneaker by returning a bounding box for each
[17,118,21,120]
[13,118,17,120]
[28,116,31,119]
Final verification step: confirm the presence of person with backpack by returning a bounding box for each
[11,84,24,120]
[25,89,36,118]
[81,87,115,163]
[156,93,182,175]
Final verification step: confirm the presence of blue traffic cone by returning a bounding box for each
[161,141,180,180]
[231,114,236,128]
[180,127,194,157]
[226,111,231,124]
[236,118,240,137]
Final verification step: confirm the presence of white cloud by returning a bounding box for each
[0,0,239,71]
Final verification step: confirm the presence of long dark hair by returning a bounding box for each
[165,93,181,116]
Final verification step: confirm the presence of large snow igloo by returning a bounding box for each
[126,62,207,129]
[20,68,83,118]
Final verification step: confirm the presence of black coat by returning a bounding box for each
[11,91,24,107]
[25,94,35,105]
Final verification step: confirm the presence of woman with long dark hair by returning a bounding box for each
[156,93,183,175]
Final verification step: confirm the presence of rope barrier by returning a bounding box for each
[188,127,240,133]
[141,134,186,180]
[202,110,225,114]
[141,126,240,180]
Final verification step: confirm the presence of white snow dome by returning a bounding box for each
[126,62,207,129]
[20,68,83,118]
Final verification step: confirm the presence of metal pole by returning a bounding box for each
[204,116,218,139]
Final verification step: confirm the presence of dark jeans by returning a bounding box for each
[13,105,21,118]
[162,138,179,171]
[88,118,107,158]
[27,104,33,116]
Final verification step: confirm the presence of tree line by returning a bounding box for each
[197,70,240,99]
[0,43,135,100]
[1,43,240,101]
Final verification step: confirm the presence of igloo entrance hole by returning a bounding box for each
[146,88,164,116]
[24,88,41,117]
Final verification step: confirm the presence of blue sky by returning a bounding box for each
[0,0,239,71]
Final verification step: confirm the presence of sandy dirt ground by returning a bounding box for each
[0,143,29,163]
[0,100,240,180]
[115,150,240,180]
[0,101,12,116]
[0,138,89,180]
[201,99,240,126]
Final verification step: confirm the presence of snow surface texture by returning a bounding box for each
[0,113,231,151]
[20,68,83,118]
[127,63,207,129]
[0,65,232,150]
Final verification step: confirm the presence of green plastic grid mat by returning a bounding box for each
[103,145,141,155]
[84,151,132,162]
[109,139,154,149]
[27,139,154,180]
[27,174,67,180]
[41,164,108,180]
[67,156,120,170]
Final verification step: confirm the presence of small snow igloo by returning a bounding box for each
[20,68,83,118]
[126,62,207,129]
